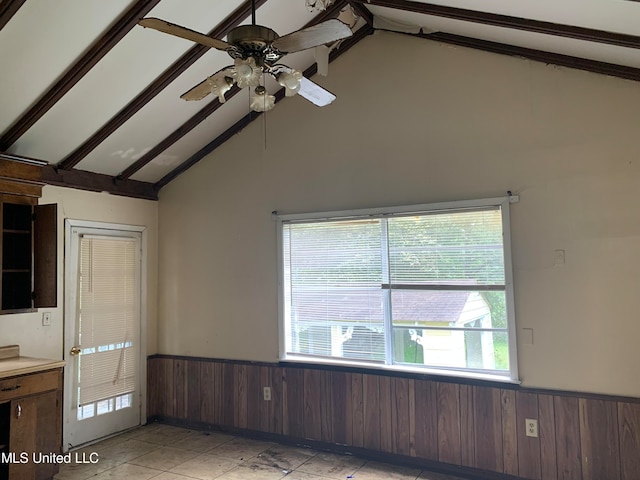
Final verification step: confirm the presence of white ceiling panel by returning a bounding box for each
[6,0,242,163]
[0,0,133,133]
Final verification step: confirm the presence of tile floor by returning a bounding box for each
[54,423,468,480]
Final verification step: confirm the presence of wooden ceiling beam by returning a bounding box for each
[155,23,374,190]
[0,0,26,31]
[0,0,161,151]
[56,0,270,172]
[0,152,157,199]
[420,30,640,83]
[41,166,158,200]
[117,0,351,181]
[348,1,374,27]
[351,0,640,50]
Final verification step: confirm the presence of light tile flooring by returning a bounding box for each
[54,423,468,480]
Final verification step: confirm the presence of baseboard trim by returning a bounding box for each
[149,415,523,480]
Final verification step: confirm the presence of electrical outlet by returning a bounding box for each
[42,312,52,326]
[525,418,538,438]
[263,386,271,401]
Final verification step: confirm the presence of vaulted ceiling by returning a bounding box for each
[1,0,639,200]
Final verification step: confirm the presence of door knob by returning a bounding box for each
[70,346,81,356]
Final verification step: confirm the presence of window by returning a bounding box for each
[278,198,518,382]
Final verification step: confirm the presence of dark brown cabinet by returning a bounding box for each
[0,194,57,313]
[0,369,62,480]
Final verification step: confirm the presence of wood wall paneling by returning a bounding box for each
[303,369,323,440]
[537,394,557,480]
[516,392,542,480]
[473,386,503,473]
[379,375,395,453]
[283,368,304,438]
[222,363,235,427]
[186,360,201,422]
[392,377,412,456]
[235,365,248,428]
[173,359,186,419]
[199,362,215,424]
[578,398,620,480]
[436,382,461,465]
[618,402,640,480]
[363,374,381,451]
[320,370,333,442]
[501,389,518,476]
[413,379,438,460]
[351,373,365,447]
[146,357,640,480]
[554,396,582,480]
[330,371,351,445]
[459,384,475,468]
[246,365,261,431]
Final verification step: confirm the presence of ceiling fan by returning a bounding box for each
[138,0,353,112]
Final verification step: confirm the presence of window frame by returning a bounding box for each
[276,197,519,383]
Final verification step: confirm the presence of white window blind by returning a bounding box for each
[78,235,138,406]
[280,199,517,380]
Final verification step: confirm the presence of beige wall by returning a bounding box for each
[157,31,640,397]
[0,185,158,360]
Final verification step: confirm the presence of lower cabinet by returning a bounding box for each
[0,369,62,480]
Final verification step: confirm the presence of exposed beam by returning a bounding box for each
[117,0,351,180]
[41,166,158,200]
[0,0,26,31]
[0,0,161,151]
[0,151,157,199]
[419,30,640,83]
[155,24,374,190]
[351,0,640,50]
[57,0,270,172]
[348,1,374,27]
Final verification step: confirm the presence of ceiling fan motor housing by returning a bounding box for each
[227,25,282,64]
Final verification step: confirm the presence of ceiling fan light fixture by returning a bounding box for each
[305,0,335,11]
[250,85,275,112]
[232,57,262,88]
[207,73,235,103]
[277,69,303,97]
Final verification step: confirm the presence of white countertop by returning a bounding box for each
[0,345,65,379]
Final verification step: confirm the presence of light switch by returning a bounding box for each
[521,328,534,345]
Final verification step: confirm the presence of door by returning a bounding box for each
[64,221,146,449]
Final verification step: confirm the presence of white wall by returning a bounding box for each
[157,31,640,397]
[0,185,158,360]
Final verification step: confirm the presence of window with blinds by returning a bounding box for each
[279,198,518,380]
[77,235,138,407]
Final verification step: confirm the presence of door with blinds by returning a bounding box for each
[64,221,144,449]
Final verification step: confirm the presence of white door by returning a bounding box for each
[63,221,146,449]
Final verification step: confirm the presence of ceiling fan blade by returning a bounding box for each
[180,78,213,102]
[139,18,230,51]
[181,67,235,102]
[314,45,330,76]
[271,19,352,54]
[297,77,336,107]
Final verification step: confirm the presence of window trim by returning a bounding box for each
[276,197,519,383]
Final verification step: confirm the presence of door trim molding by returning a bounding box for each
[63,219,147,449]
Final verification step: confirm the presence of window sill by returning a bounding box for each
[280,355,521,387]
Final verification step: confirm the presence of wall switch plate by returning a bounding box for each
[525,418,538,437]
[42,312,52,326]
[263,386,271,401]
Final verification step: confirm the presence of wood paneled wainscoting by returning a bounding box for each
[147,355,640,480]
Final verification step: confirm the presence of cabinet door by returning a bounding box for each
[33,204,57,308]
[9,391,60,480]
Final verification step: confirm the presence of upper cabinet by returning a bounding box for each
[0,158,57,314]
